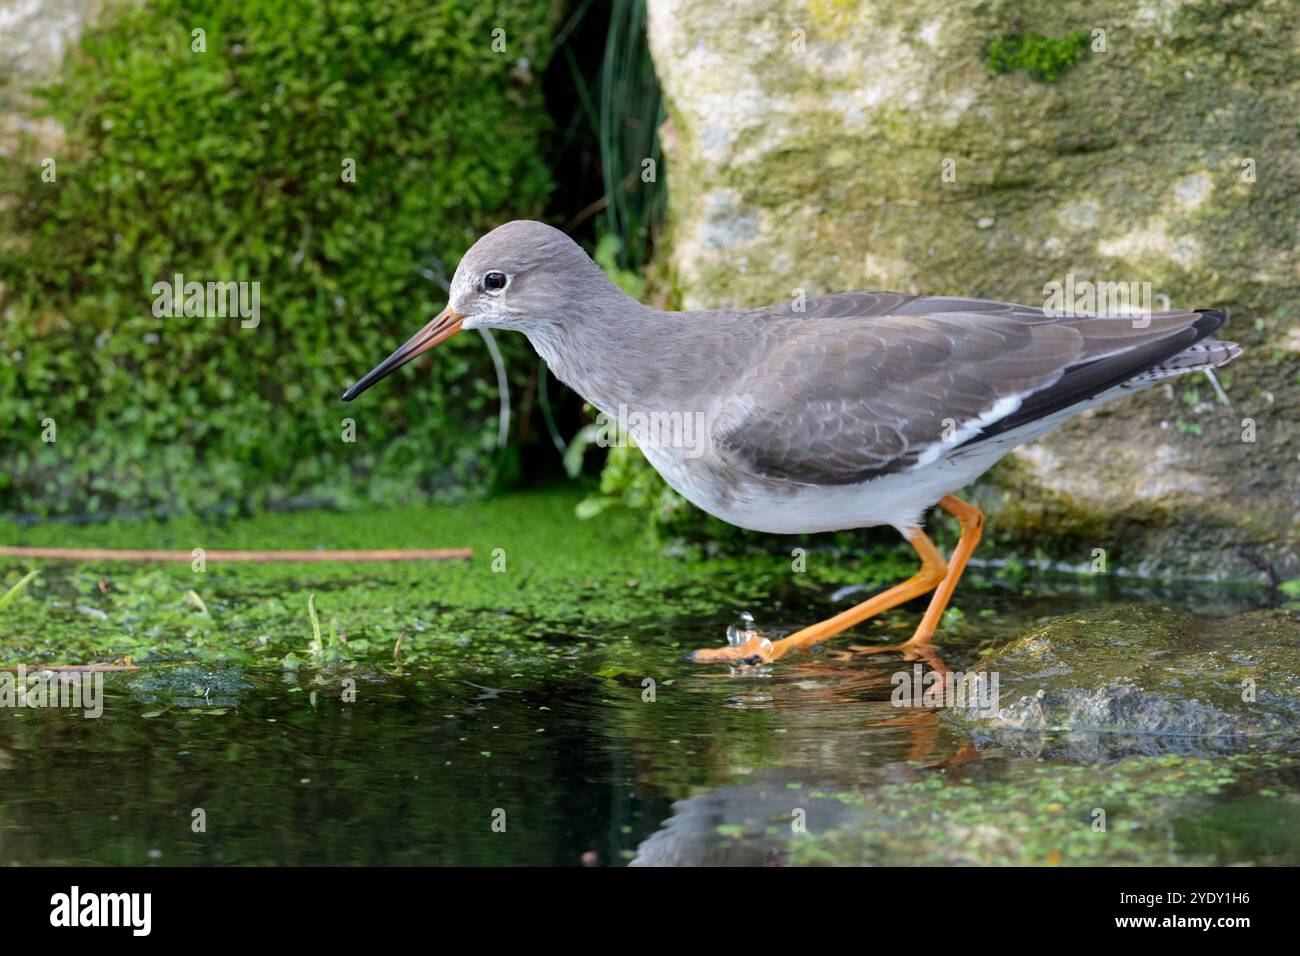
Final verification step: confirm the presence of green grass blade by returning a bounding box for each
[0,570,39,612]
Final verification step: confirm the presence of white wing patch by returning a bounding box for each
[912,393,1025,468]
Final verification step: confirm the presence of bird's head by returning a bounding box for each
[342,220,608,401]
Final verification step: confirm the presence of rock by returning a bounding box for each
[946,605,1300,760]
[117,664,254,709]
[645,0,1299,579]
[0,0,105,159]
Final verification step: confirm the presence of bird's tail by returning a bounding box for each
[1160,336,1241,370]
[1122,309,1241,387]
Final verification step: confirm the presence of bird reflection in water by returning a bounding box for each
[631,637,981,865]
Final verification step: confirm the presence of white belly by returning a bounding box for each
[665,457,993,534]
[636,400,1095,535]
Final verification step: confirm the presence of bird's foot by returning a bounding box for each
[683,612,779,665]
[847,636,942,666]
[682,633,775,665]
[684,628,942,668]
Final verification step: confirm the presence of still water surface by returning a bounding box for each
[3,577,1295,866]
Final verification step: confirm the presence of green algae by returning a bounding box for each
[789,753,1299,866]
[0,486,1270,678]
[1,489,1295,865]
[0,486,917,676]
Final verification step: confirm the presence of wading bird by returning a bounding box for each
[343,221,1239,665]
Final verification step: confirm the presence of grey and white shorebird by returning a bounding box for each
[342,220,1241,665]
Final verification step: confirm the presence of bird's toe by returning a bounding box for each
[683,635,774,666]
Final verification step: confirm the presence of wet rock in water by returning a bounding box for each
[117,665,255,709]
[945,605,1300,760]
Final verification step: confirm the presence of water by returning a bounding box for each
[1,494,1295,866]
[2,587,1296,866]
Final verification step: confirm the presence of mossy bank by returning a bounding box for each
[1,0,558,517]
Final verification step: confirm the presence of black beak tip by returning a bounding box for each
[340,388,357,402]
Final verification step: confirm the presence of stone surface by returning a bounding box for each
[945,605,1300,760]
[0,0,103,158]
[646,0,1299,579]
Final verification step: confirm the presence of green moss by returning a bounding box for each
[790,754,1291,866]
[946,604,1300,751]
[981,31,1091,83]
[0,0,556,517]
[0,485,920,674]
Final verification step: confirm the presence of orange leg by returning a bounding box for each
[685,494,984,666]
[905,494,983,649]
[685,525,947,665]
[848,495,984,656]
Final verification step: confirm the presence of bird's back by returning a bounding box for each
[694,291,1238,486]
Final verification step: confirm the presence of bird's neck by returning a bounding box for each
[522,302,693,421]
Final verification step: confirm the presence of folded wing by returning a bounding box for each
[711,294,1226,486]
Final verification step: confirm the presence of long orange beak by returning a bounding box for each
[341,306,464,401]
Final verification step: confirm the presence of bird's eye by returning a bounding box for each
[483,271,508,293]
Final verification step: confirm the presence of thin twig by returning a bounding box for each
[0,547,472,562]
[0,663,140,671]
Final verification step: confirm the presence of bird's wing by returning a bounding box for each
[743,290,1045,322]
[711,296,1224,485]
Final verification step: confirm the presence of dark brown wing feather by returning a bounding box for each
[712,294,1225,486]
[973,308,1226,441]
